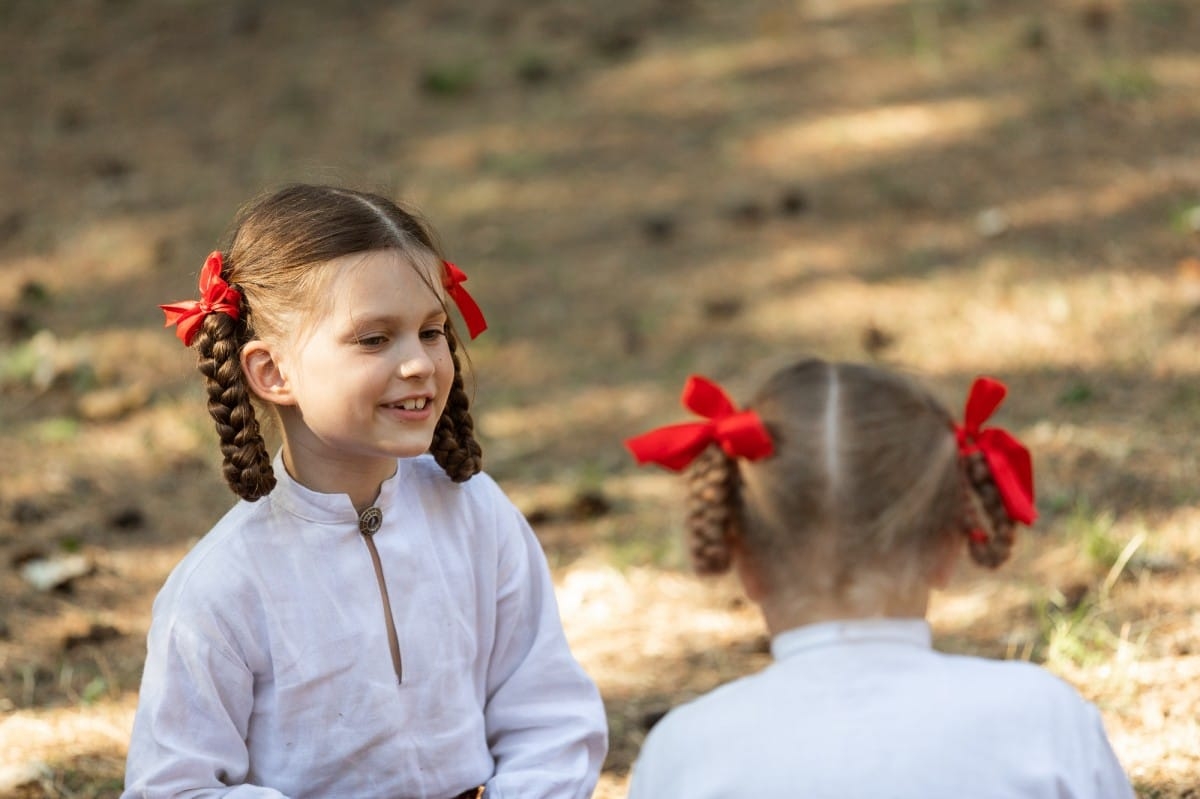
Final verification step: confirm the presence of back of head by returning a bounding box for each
[189,184,482,501]
[686,359,1014,605]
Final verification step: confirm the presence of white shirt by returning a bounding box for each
[628,618,1133,799]
[123,455,607,799]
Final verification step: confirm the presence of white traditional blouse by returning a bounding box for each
[123,455,607,799]
[628,618,1133,799]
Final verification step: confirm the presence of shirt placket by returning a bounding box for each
[357,506,403,684]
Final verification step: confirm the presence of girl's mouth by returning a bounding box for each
[385,397,429,411]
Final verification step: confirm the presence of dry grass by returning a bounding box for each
[2,0,1200,796]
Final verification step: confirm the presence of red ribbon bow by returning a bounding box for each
[956,377,1037,527]
[442,261,487,339]
[159,251,243,346]
[625,375,775,471]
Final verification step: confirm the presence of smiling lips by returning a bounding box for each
[384,396,430,412]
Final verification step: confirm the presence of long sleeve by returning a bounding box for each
[123,618,286,799]
[481,505,607,799]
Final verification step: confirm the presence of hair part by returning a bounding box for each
[683,359,1021,604]
[190,183,482,500]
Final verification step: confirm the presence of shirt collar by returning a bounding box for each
[771,618,932,661]
[268,453,405,526]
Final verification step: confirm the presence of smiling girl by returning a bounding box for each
[124,184,607,799]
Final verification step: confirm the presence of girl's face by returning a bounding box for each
[267,250,454,498]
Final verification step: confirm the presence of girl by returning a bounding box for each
[124,184,607,799]
[623,359,1133,798]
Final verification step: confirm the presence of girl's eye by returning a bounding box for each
[356,334,388,347]
[420,325,448,342]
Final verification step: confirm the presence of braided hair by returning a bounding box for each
[430,325,483,482]
[681,360,1027,596]
[961,450,1017,568]
[683,445,742,575]
[185,184,482,501]
[192,292,276,500]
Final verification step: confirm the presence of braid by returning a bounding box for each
[684,445,741,575]
[194,311,276,501]
[961,450,1015,568]
[430,327,483,482]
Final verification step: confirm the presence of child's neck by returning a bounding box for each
[281,446,391,513]
[756,585,931,638]
[737,536,960,638]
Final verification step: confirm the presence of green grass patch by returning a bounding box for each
[1057,380,1096,407]
[1169,201,1200,235]
[600,527,679,572]
[1063,500,1122,570]
[420,61,479,97]
[1131,0,1190,28]
[33,417,81,443]
[515,51,553,85]
[1037,505,1147,668]
[0,340,41,386]
[1034,589,1120,668]
[480,149,545,177]
[80,676,108,705]
[1092,63,1158,103]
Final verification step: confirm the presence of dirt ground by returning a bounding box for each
[1,0,1199,795]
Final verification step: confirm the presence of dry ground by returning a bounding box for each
[1,0,1199,796]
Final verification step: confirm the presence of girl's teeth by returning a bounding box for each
[400,398,426,410]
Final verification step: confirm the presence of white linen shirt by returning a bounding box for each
[628,618,1134,799]
[123,455,607,799]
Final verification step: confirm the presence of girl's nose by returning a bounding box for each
[398,343,436,380]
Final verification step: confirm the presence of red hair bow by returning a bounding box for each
[956,377,1037,526]
[160,251,243,347]
[442,261,487,339]
[625,375,775,471]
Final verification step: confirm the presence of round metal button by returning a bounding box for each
[358,507,383,536]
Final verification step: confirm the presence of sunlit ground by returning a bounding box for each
[2,0,1200,796]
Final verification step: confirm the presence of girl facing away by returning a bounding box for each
[123,184,607,799]
[624,359,1134,798]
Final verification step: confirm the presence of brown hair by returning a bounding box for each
[189,184,482,501]
[684,360,1018,597]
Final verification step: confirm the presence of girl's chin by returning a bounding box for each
[390,437,439,460]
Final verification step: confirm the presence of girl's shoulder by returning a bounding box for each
[156,498,274,592]
[930,649,1101,722]
[936,648,1076,690]
[397,456,535,563]
[403,454,514,515]
[407,453,502,491]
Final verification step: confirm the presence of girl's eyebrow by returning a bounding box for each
[347,307,448,328]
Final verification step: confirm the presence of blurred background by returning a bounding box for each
[1,0,1198,795]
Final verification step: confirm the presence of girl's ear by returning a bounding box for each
[240,341,296,406]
